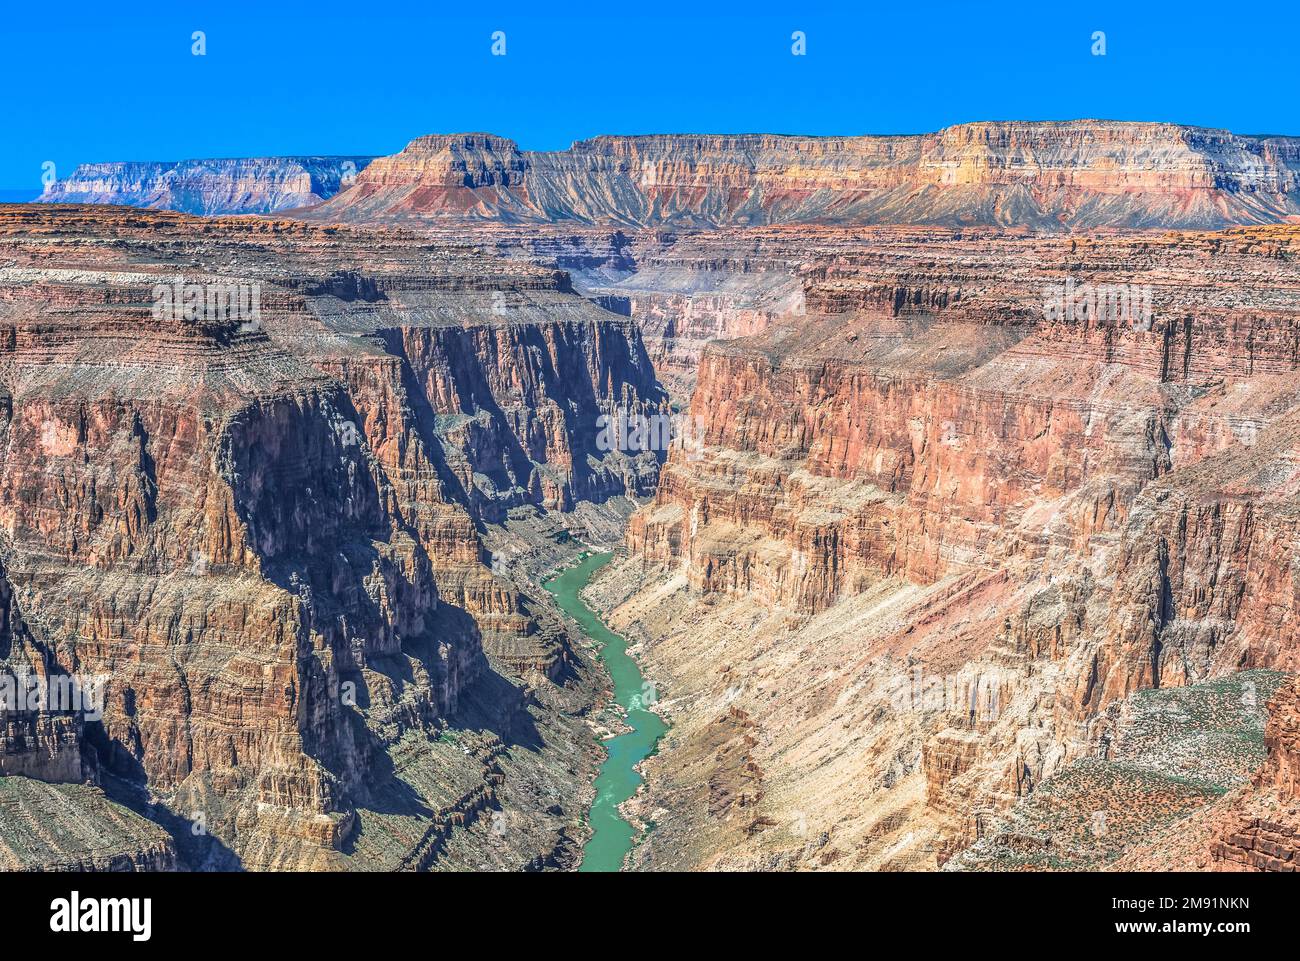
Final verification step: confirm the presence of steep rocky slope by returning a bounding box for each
[0,779,177,871]
[0,203,667,870]
[39,157,375,215]
[301,123,1300,230]
[946,670,1287,871]
[1107,672,1300,872]
[583,223,1300,870]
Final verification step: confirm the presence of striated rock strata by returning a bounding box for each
[587,222,1300,870]
[0,203,667,870]
[300,123,1300,230]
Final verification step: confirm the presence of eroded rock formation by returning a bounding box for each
[300,123,1300,230]
[0,203,666,870]
[586,222,1300,870]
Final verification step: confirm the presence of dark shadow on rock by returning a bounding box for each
[99,769,244,872]
[427,601,546,752]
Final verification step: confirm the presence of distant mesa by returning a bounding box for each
[38,156,376,216]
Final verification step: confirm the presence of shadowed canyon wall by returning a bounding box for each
[0,204,667,870]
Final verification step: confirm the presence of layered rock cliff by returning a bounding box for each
[0,203,666,870]
[301,123,1300,230]
[585,222,1300,870]
[39,157,375,215]
[411,225,808,399]
[0,557,92,785]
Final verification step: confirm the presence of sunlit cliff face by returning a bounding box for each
[301,123,1300,230]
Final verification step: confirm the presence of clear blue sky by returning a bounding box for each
[2,0,1296,191]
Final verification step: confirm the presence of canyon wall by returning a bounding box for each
[414,225,808,398]
[589,223,1300,870]
[0,203,666,870]
[0,558,91,785]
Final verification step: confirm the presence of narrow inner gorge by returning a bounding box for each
[544,551,668,872]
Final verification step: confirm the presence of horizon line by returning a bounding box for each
[27,118,1300,174]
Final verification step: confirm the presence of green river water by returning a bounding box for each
[543,551,669,872]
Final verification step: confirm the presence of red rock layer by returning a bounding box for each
[302,123,1300,230]
[622,223,1300,838]
[0,204,666,869]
